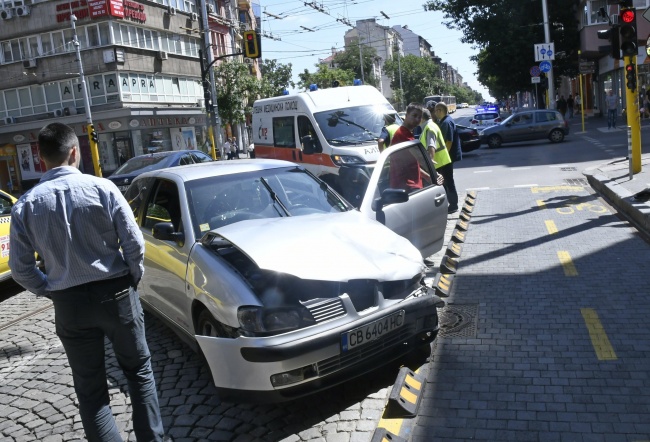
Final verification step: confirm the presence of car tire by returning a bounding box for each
[197,309,225,337]
[487,134,502,149]
[549,129,565,143]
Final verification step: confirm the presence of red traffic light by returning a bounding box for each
[626,64,634,72]
[621,9,635,23]
[246,33,254,41]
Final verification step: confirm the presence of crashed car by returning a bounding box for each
[126,140,448,400]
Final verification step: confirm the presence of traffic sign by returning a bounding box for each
[539,60,552,73]
[532,77,541,84]
[530,66,541,77]
[579,60,595,74]
[534,43,555,61]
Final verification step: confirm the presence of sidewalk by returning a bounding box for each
[583,152,650,235]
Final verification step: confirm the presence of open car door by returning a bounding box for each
[358,140,448,259]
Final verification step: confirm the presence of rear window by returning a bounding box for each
[113,155,170,175]
[474,113,499,121]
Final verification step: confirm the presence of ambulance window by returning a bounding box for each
[273,116,296,148]
[298,116,321,151]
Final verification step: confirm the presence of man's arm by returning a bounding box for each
[111,187,145,287]
[8,208,47,296]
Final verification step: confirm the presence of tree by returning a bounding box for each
[258,59,295,98]
[212,60,258,128]
[297,65,356,90]
[333,41,380,87]
[382,54,443,104]
[423,0,580,97]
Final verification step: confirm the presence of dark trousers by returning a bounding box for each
[438,162,458,210]
[49,275,164,442]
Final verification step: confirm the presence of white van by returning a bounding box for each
[251,85,401,205]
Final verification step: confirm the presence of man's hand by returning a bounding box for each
[436,174,444,186]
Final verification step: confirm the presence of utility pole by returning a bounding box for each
[541,0,555,110]
[71,14,101,177]
[199,1,221,159]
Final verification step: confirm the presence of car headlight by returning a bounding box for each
[331,154,365,166]
[237,306,311,335]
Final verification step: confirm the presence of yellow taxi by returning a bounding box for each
[0,189,17,282]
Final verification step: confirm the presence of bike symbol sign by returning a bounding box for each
[539,61,552,73]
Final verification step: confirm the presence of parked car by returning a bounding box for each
[480,109,569,148]
[470,109,502,130]
[0,189,17,282]
[126,140,448,401]
[108,150,213,193]
[457,124,481,153]
[459,102,469,109]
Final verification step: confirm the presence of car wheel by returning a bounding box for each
[549,129,564,143]
[487,134,502,148]
[197,309,225,337]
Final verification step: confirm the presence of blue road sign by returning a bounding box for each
[530,66,541,77]
[539,61,552,73]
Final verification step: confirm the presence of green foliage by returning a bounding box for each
[332,41,380,87]
[424,0,580,97]
[382,54,443,104]
[213,60,258,126]
[258,59,295,98]
[297,65,356,90]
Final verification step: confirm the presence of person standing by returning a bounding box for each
[222,137,231,160]
[605,90,618,129]
[434,102,461,214]
[230,136,238,159]
[567,94,575,119]
[377,113,400,151]
[557,95,567,118]
[9,123,165,442]
[421,106,451,191]
[575,93,581,115]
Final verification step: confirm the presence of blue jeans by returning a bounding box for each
[608,109,617,128]
[50,275,164,442]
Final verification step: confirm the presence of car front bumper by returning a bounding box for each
[196,287,441,401]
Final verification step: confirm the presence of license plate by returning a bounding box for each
[341,310,405,352]
[118,185,129,192]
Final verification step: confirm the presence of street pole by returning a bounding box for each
[541,0,555,110]
[625,54,641,173]
[71,14,101,177]
[200,1,221,159]
[578,50,585,133]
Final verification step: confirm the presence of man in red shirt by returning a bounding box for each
[389,103,424,190]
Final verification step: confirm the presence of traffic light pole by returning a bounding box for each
[625,54,641,173]
[541,0,555,110]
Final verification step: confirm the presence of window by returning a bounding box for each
[88,25,101,47]
[588,1,607,25]
[536,112,558,123]
[144,180,182,232]
[273,117,296,148]
[41,33,53,56]
[512,113,533,124]
[384,144,434,195]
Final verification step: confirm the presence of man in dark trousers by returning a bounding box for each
[434,102,461,214]
[9,123,165,442]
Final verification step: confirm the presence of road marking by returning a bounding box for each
[474,170,493,173]
[549,164,571,168]
[545,220,558,234]
[510,167,532,171]
[530,185,585,193]
[467,187,490,191]
[514,184,538,187]
[580,308,617,361]
[557,250,578,276]
[536,199,546,209]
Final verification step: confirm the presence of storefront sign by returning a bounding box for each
[56,0,89,22]
[13,135,24,143]
[88,0,109,18]
[129,119,140,128]
[108,121,122,129]
[123,0,145,22]
[131,116,206,128]
[108,0,124,17]
[0,145,16,155]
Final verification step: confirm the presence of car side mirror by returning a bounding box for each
[153,222,185,247]
[371,188,409,211]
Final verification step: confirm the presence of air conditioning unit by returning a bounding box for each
[15,5,30,16]
[157,51,168,60]
[53,109,64,117]
[207,4,215,14]
[190,12,198,21]
[64,106,77,116]
[0,9,14,20]
[23,59,37,69]
[166,5,176,15]
[4,117,15,124]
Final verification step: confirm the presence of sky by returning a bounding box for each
[257,0,493,100]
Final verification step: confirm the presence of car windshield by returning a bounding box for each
[113,155,171,175]
[186,167,352,238]
[314,104,399,146]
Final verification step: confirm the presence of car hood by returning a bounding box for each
[212,211,425,282]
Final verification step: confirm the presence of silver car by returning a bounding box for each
[125,140,448,401]
[480,109,569,148]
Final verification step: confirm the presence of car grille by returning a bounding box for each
[303,298,347,323]
[315,324,415,377]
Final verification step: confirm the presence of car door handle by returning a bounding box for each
[435,194,446,206]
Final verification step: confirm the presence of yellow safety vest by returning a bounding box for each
[384,124,399,147]
[420,121,451,169]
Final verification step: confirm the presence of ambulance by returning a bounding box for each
[251,84,401,205]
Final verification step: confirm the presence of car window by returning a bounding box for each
[0,193,12,216]
[378,144,435,196]
[191,152,213,163]
[313,104,394,146]
[125,177,152,220]
[511,113,533,125]
[273,116,296,148]
[179,154,193,166]
[143,180,182,233]
[297,115,322,151]
[474,113,498,121]
[536,112,558,122]
[113,155,169,175]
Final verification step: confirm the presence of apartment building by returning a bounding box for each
[0,0,257,193]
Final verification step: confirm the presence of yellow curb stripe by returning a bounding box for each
[580,308,617,361]
[537,199,547,209]
[545,220,558,234]
[377,367,425,435]
[557,251,578,276]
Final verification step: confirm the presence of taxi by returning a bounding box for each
[0,189,17,282]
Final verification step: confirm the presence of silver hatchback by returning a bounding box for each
[480,109,569,148]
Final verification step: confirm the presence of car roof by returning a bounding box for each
[135,158,298,182]
[130,150,206,160]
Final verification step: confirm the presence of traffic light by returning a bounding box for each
[619,7,638,57]
[243,30,260,59]
[202,80,214,113]
[597,27,621,60]
[626,63,637,91]
[90,124,98,143]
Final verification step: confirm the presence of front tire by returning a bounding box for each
[487,134,502,148]
[549,129,565,143]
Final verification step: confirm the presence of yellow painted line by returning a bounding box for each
[557,251,578,276]
[536,199,547,209]
[530,185,584,193]
[545,220,558,234]
[580,308,617,361]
